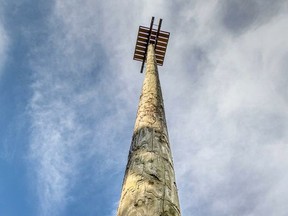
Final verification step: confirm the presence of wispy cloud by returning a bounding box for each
[164,1,288,215]
[28,0,142,215]
[27,0,288,215]
[0,18,9,78]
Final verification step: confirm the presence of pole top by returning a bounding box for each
[133,17,170,73]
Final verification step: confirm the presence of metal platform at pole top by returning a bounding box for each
[133,17,170,73]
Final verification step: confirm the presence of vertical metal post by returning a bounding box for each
[155,18,163,50]
[140,17,154,73]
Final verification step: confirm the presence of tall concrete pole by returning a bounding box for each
[117,44,181,216]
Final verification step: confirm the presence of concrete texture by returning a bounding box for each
[117,44,181,216]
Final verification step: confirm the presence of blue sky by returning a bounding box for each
[1,0,288,215]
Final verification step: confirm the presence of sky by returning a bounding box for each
[0,0,288,215]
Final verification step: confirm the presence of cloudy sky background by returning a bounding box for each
[1,0,288,215]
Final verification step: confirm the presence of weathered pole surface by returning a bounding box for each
[117,44,181,216]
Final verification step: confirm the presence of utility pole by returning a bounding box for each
[117,17,181,216]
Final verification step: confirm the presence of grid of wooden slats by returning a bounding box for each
[133,26,170,66]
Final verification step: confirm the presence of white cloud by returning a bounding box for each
[165,2,288,215]
[0,20,9,78]
[28,0,143,214]
[27,0,288,215]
